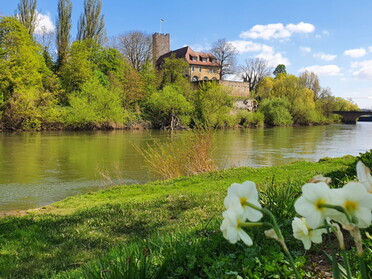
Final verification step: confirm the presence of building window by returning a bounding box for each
[203,77,209,81]
[191,65,195,72]
[201,57,207,62]
[212,77,217,81]
[209,68,216,73]
[199,67,202,72]
[191,56,197,61]
[192,76,199,82]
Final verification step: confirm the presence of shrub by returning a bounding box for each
[258,97,293,126]
[64,79,127,129]
[236,110,265,127]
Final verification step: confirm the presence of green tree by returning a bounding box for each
[160,53,189,85]
[77,0,105,44]
[140,59,159,95]
[192,82,233,127]
[56,0,72,70]
[15,0,37,35]
[59,40,95,93]
[0,17,60,129]
[64,79,126,129]
[0,17,45,101]
[273,64,286,77]
[159,54,193,100]
[147,84,193,130]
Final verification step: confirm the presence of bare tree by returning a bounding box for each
[16,0,38,35]
[299,70,321,100]
[210,39,237,80]
[114,31,152,71]
[77,0,105,44]
[56,0,72,70]
[240,58,272,92]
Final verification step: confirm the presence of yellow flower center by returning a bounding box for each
[344,200,358,213]
[315,199,326,210]
[236,218,242,229]
[240,197,248,206]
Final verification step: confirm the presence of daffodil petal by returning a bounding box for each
[238,229,253,246]
[245,207,263,222]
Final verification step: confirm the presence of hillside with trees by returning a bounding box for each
[0,0,359,131]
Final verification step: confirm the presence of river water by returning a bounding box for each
[1,123,371,212]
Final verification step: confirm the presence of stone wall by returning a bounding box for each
[219,80,250,98]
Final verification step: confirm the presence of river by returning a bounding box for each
[1,123,371,212]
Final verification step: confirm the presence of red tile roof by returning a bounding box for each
[157,46,220,67]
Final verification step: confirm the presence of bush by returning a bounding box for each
[63,79,127,129]
[192,82,233,128]
[258,97,293,126]
[236,110,264,127]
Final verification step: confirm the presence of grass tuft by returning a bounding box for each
[134,129,216,180]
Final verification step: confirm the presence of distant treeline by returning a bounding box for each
[0,5,358,130]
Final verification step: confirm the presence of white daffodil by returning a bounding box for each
[224,181,263,222]
[220,209,253,246]
[332,182,372,228]
[356,161,372,193]
[309,175,332,185]
[292,217,326,250]
[294,182,336,229]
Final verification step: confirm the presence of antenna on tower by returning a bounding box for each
[160,19,165,34]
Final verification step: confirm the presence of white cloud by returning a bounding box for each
[240,22,315,40]
[286,22,315,33]
[368,46,372,52]
[322,30,330,36]
[300,46,311,53]
[230,40,272,53]
[343,48,367,58]
[256,51,290,67]
[353,68,372,80]
[34,11,55,35]
[351,60,372,80]
[313,53,337,61]
[229,39,289,66]
[299,65,342,76]
[351,60,372,68]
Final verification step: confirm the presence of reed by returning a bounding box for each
[135,129,216,180]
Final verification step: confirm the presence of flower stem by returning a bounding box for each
[319,204,353,224]
[324,220,341,279]
[240,222,265,228]
[245,201,301,279]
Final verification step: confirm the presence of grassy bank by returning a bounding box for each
[0,156,369,278]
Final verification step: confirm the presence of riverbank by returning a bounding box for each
[1,156,370,278]
[1,124,372,213]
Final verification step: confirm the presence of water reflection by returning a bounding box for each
[1,123,371,212]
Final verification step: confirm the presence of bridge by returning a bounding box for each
[333,110,372,124]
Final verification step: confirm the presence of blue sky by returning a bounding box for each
[1,0,372,108]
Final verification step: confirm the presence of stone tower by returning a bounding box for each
[152,33,170,66]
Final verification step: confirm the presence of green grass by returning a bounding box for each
[0,155,366,278]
